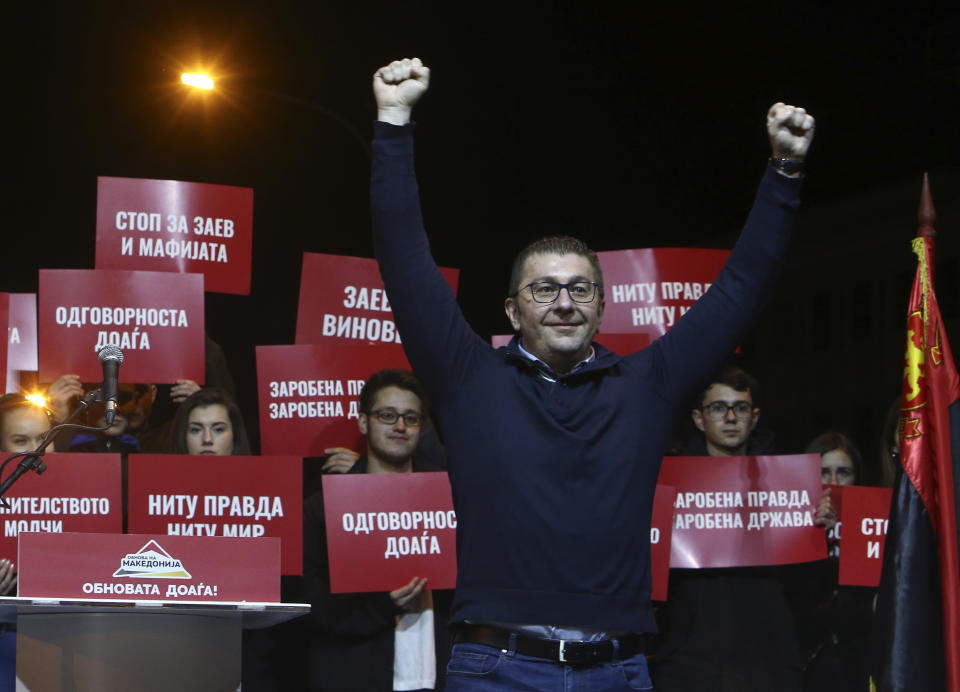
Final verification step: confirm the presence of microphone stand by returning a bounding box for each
[0,390,114,509]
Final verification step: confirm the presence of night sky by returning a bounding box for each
[5,2,960,454]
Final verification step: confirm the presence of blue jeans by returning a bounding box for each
[445,642,653,691]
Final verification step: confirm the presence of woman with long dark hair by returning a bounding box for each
[169,388,251,455]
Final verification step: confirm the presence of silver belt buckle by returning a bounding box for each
[558,639,569,663]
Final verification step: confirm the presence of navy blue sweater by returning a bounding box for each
[370,122,802,633]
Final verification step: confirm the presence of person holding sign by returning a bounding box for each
[302,369,449,691]
[0,394,57,597]
[799,431,874,692]
[806,431,861,487]
[168,388,251,456]
[66,384,156,454]
[0,395,55,456]
[45,374,203,454]
[371,57,814,690]
[654,366,806,691]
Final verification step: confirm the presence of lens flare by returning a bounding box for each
[181,73,214,90]
[24,394,46,408]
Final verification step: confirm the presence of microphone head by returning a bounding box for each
[97,345,124,365]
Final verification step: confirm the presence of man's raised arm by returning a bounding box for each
[649,102,815,404]
[370,58,486,401]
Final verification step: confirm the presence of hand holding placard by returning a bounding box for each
[391,576,428,612]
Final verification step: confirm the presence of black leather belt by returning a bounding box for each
[453,625,650,664]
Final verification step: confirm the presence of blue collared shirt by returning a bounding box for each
[515,341,596,382]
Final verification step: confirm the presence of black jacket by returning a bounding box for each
[301,456,451,692]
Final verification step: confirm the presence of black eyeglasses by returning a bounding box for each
[370,408,423,427]
[515,281,600,304]
[701,401,753,420]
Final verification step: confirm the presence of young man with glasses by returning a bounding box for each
[651,366,831,691]
[370,57,814,690]
[301,369,450,691]
[688,365,764,457]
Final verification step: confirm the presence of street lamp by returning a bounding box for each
[179,74,370,159]
[181,73,214,90]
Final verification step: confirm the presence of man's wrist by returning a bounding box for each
[768,157,804,178]
[377,106,412,126]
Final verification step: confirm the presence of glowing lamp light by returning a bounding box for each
[181,73,214,90]
[25,394,46,408]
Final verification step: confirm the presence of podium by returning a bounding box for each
[1,596,308,691]
[12,531,307,692]
[0,456,308,690]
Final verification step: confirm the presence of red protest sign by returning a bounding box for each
[38,269,205,383]
[837,486,892,587]
[650,485,676,601]
[322,472,457,593]
[6,293,36,393]
[0,453,122,562]
[294,253,460,348]
[0,294,10,395]
[95,176,253,295]
[18,532,279,602]
[596,248,729,339]
[657,455,827,569]
[256,342,408,457]
[126,454,302,575]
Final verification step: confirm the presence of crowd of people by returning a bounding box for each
[0,58,905,692]
[0,358,893,691]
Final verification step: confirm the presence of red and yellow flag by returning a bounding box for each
[874,193,960,691]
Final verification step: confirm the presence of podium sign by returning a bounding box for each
[127,455,303,574]
[18,532,280,602]
[322,472,457,592]
[0,453,122,561]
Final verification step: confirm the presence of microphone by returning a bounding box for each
[97,346,124,426]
